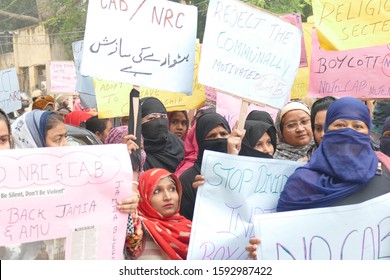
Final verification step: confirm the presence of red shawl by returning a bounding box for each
[138,168,192,260]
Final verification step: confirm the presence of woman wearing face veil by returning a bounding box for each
[277,97,390,212]
[140,97,184,173]
[179,112,232,221]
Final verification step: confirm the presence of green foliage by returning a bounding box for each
[43,0,87,59]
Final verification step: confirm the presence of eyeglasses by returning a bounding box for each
[284,118,311,131]
[141,113,168,124]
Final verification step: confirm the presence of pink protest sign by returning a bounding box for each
[49,61,77,93]
[216,91,279,129]
[309,28,390,98]
[280,13,308,68]
[0,144,132,260]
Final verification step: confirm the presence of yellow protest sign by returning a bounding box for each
[312,0,390,50]
[94,42,205,118]
[290,22,314,99]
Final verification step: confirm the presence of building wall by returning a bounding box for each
[0,52,15,70]
[1,24,68,95]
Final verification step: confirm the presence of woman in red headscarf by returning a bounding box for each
[125,168,192,260]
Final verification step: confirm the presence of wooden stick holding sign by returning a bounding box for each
[237,100,249,132]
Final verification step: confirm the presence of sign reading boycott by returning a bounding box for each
[312,0,390,50]
[81,0,197,94]
[309,29,390,99]
[0,68,21,114]
[198,0,301,109]
[0,144,132,260]
[187,151,303,260]
[254,193,390,260]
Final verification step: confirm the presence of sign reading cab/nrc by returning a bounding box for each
[0,144,132,260]
[198,0,302,109]
[81,0,198,94]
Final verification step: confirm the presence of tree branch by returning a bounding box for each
[0,9,39,24]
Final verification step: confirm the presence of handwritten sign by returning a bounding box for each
[81,0,197,93]
[216,91,279,129]
[0,144,132,260]
[72,40,96,108]
[312,0,390,50]
[49,61,77,93]
[280,13,307,68]
[187,150,303,260]
[290,22,314,100]
[309,28,390,99]
[94,42,206,118]
[254,193,390,260]
[198,0,301,109]
[0,68,21,113]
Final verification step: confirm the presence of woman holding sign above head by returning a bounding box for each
[273,101,314,162]
[124,168,191,260]
[140,97,184,173]
[246,96,390,259]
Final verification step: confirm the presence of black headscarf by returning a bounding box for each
[239,120,276,158]
[195,112,231,165]
[179,112,230,221]
[246,110,274,125]
[140,97,184,173]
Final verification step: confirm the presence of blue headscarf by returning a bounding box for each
[277,97,378,212]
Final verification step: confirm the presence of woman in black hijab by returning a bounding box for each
[179,112,235,221]
[239,118,277,158]
[140,97,184,173]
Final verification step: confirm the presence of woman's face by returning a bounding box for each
[169,112,188,138]
[254,132,274,156]
[282,110,313,147]
[314,110,327,145]
[46,122,68,147]
[0,120,11,150]
[327,119,369,135]
[150,177,179,217]
[204,124,229,140]
[99,119,113,143]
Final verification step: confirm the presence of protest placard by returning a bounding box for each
[198,0,301,109]
[216,91,279,129]
[0,144,132,260]
[280,13,307,68]
[312,0,390,50]
[72,40,96,108]
[94,42,205,118]
[309,28,390,99]
[290,22,314,100]
[254,193,390,260]
[0,68,21,114]
[48,61,77,94]
[187,150,303,260]
[81,0,197,94]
